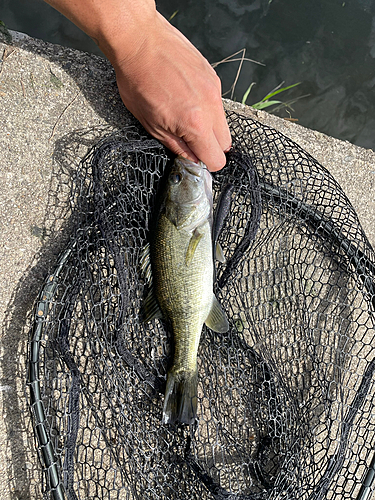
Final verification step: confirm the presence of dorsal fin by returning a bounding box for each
[140,288,163,323]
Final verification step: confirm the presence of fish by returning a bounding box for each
[141,156,229,425]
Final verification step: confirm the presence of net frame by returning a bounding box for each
[27,111,375,500]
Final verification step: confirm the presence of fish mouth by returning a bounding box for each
[181,192,205,205]
[172,155,212,206]
[174,156,207,178]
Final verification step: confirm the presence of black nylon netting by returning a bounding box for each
[28,110,375,500]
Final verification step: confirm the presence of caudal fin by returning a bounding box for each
[162,370,198,425]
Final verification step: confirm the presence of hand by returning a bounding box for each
[43,1,231,170]
[112,12,231,171]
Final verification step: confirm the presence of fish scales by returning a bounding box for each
[142,156,229,425]
[153,213,213,372]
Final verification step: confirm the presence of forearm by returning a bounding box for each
[44,0,157,65]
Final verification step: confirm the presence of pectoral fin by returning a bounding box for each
[141,288,163,323]
[215,242,226,263]
[205,296,229,333]
[185,229,204,266]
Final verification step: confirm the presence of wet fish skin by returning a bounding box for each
[143,156,229,425]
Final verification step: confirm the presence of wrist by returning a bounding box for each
[96,0,158,67]
[45,0,157,66]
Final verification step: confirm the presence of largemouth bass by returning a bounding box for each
[141,156,229,425]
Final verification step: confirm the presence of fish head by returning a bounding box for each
[164,156,213,231]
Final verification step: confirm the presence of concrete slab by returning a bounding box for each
[225,99,375,249]
[0,29,374,499]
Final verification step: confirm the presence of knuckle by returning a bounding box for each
[184,108,207,135]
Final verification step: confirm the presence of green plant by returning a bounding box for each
[211,49,307,116]
[168,10,179,21]
[242,81,301,109]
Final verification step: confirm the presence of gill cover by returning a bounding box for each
[164,157,212,232]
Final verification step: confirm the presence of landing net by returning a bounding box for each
[28,110,375,500]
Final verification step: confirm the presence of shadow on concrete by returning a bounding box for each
[0,126,112,499]
[0,32,145,497]
[2,31,135,131]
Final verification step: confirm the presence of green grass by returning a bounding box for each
[168,10,179,21]
[211,49,307,116]
[242,81,301,109]
[50,69,64,89]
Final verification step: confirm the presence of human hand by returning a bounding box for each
[43,0,231,170]
[111,12,231,171]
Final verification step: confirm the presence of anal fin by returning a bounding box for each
[215,242,226,263]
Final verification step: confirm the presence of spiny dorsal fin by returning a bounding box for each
[140,288,163,323]
[139,243,152,284]
[205,296,229,333]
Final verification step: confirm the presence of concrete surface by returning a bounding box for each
[0,29,374,499]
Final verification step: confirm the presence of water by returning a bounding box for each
[2,0,375,150]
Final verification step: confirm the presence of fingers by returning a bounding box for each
[184,131,228,172]
[157,123,231,172]
[180,82,232,171]
[140,103,232,172]
[158,132,200,164]
[180,105,232,172]
[214,105,232,155]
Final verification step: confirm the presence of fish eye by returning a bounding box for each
[169,173,181,184]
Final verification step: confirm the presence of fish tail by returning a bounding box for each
[162,369,198,425]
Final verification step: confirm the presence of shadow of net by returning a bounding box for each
[27,111,375,500]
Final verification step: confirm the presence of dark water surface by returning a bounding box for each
[2,0,375,150]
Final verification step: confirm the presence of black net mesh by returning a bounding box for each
[28,110,375,500]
